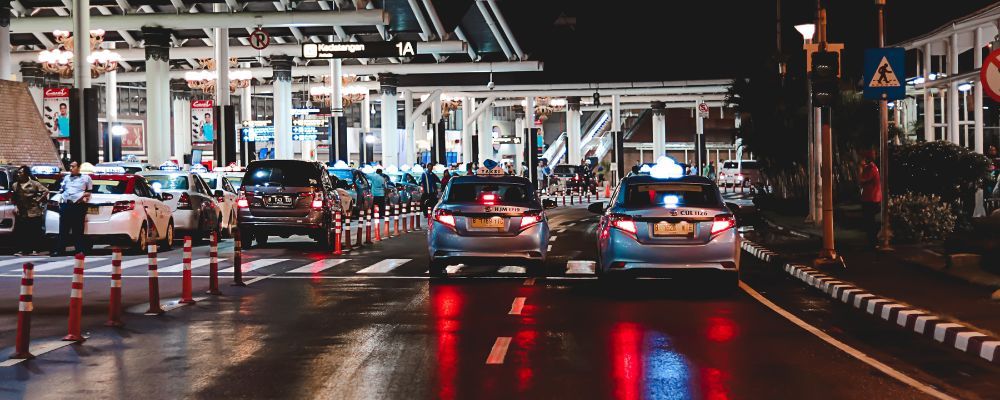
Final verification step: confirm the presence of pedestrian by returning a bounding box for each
[858,150,882,247]
[371,168,386,215]
[11,166,49,256]
[440,167,452,188]
[419,162,441,216]
[53,161,92,256]
[707,161,716,180]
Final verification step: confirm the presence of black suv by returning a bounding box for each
[237,160,344,248]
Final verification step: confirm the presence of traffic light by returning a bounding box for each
[811,51,840,106]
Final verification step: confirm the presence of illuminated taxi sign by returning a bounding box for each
[159,162,181,171]
[92,166,127,174]
[31,165,60,175]
[649,156,683,179]
[189,164,209,174]
[476,166,507,176]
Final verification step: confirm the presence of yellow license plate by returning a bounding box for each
[470,217,505,228]
[87,206,101,215]
[653,221,693,236]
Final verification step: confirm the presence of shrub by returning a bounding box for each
[888,192,956,243]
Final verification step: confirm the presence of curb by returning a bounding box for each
[760,215,818,240]
[741,240,779,263]
[784,263,1000,365]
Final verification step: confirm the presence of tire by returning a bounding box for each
[131,225,148,255]
[159,221,175,250]
[317,221,335,250]
[256,233,269,246]
[429,258,447,278]
[526,260,546,277]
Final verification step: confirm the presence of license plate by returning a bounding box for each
[264,195,294,208]
[87,206,101,215]
[652,221,694,236]
[470,216,505,228]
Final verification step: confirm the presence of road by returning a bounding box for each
[0,199,997,399]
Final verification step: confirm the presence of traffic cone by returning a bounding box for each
[11,263,35,359]
[145,245,164,315]
[180,236,195,304]
[63,253,85,341]
[374,205,382,242]
[231,230,246,286]
[334,211,343,255]
[105,249,124,327]
[207,232,222,294]
[605,183,611,199]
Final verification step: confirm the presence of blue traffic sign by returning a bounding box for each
[863,48,905,100]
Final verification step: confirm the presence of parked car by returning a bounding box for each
[196,169,239,237]
[237,160,345,248]
[0,165,20,240]
[718,160,761,188]
[138,166,222,243]
[387,170,424,206]
[327,166,374,218]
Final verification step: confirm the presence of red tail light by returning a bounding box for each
[177,192,192,209]
[0,191,10,202]
[237,190,249,208]
[434,209,455,228]
[311,192,324,209]
[609,214,637,236]
[519,211,542,230]
[480,193,497,206]
[711,214,736,235]
[112,200,135,214]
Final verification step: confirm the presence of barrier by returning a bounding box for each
[393,203,400,236]
[414,201,422,229]
[145,245,164,315]
[384,205,392,237]
[63,253,86,341]
[364,206,373,245]
[232,230,246,286]
[207,232,222,294]
[105,249,124,327]
[180,236,195,304]
[11,263,35,359]
[356,209,365,247]
[334,211,343,255]
[401,202,409,233]
[410,201,417,230]
[373,205,382,242]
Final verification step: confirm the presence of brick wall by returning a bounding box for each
[0,81,61,167]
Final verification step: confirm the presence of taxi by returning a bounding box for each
[213,165,247,191]
[427,162,550,276]
[387,165,424,206]
[589,157,739,287]
[327,161,374,218]
[138,163,222,242]
[193,165,239,237]
[42,165,175,253]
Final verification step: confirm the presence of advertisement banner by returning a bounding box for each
[101,120,146,151]
[43,88,71,139]
[191,99,214,144]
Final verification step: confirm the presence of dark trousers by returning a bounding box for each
[55,202,88,255]
[13,216,45,253]
[861,201,880,246]
[420,193,438,216]
[373,196,386,214]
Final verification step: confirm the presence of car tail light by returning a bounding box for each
[112,200,135,214]
[609,214,637,236]
[237,190,249,208]
[480,192,497,206]
[177,192,192,209]
[311,192,324,209]
[519,211,542,230]
[0,191,10,202]
[719,172,726,179]
[736,173,744,181]
[434,209,455,228]
[47,200,59,212]
[711,214,736,235]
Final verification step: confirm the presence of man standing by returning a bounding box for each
[54,161,92,256]
[370,168,386,214]
[419,162,441,216]
[12,166,49,256]
[858,150,882,247]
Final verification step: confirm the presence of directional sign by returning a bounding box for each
[697,102,710,118]
[981,47,1000,102]
[249,27,270,50]
[492,136,522,145]
[863,48,905,100]
[302,41,418,59]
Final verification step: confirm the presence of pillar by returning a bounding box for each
[240,77,252,165]
[20,62,44,115]
[402,89,415,166]
[566,96,581,165]
[461,97,474,163]
[923,42,934,142]
[329,58,345,163]
[974,27,984,154]
[143,27,171,165]
[432,92,444,164]
[380,74,399,168]
[171,80,192,161]
[271,56,294,159]
[948,33,960,144]
[103,65,119,162]
[651,101,666,160]
[0,3,11,80]
[513,105,525,174]
[477,99,493,163]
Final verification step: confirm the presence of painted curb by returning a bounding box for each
[741,239,779,263]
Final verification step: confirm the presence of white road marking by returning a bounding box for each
[357,258,411,274]
[486,337,512,365]
[89,258,167,273]
[245,274,276,285]
[547,245,552,252]
[27,257,108,272]
[0,257,45,268]
[555,228,566,233]
[446,264,464,274]
[160,296,210,312]
[509,297,526,315]
[158,258,212,273]
[565,222,576,227]
[524,278,536,286]
[287,259,351,274]
[549,236,558,242]
[740,282,956,400]
[566,260,596,275]
[497,266,527,274]
[0,340,75,367]
[219,258,288,273]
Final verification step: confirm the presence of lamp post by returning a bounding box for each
[795,23,819,225]
[875,0,894,251]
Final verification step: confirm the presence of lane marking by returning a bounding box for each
[245,274,276,285]
[549,236,558,242]
[739,282,956,400]
[497,266,526,274]
[486,337,512,365]
[90,257,167,273]
[0,274,600,281]
[509,297,526,315]
[547,245,552,252]
[565,222,576,227]
[161,296,210,312]
[287,259,351,274]
[555,228,566,233]
[25,257,108,272]
[158,258,212,273]
[0,340,75,367]
[219,258,288,273]
[446,264,463,274]
[524,278,536,286]
[0,257,46,268]
[357,258,412,274]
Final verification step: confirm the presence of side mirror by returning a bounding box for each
[161,193,174,201]
[214,189,225,198]
[587,201,606,214]
[543,199,557,209]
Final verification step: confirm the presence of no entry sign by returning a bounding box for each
[981,48,1000,103]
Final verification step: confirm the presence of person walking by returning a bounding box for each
[53,161,92,256]
[419,162,441,216]
[440,168,452,187]
[370,168,387,215]
[858,150,882,247]
[11,166,49,256]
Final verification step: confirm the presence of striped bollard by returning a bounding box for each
[11,263,35,359]
[384,205,392,238]
[409,201,417,230]
[373,205,382,242]
[231,230,245,287]
[401,202,409,233]
[364,205,373,244]
[62,253,86,341]
[356,208,365,247]
[414,201,422,229]
[393,203,400,236]
[207,232,222,294]
[334,211,343,255]
[105,249,124,327]
[570,190,575,205]
[145,245,164,315]
[180,236,195,304]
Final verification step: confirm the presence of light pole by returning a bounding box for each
[795,23,818,225]
[876,0,894,251]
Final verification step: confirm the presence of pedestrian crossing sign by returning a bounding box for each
[863,48,905,100]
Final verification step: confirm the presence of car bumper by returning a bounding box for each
[45,210,143,242]
[238,210,327,234]
[428,222,548,263]
[599,229,739,273]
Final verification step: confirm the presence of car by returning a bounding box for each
[213,166,247,191]
[197,169,239,237]
[364,170,402,215]
[237,159,345,248]
[427,166,550,276]
[718,160,761,188]
[43,171,175,253]
[138,166,222,243]
[95,161,154,174]
[0,165,21,240]
[551,164,593,193]
[327,164,374,218]
[386,170,424,206]
[588,158,739,288]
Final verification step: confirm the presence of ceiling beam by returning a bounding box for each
[110,61,544,82]
[10,9,388,32]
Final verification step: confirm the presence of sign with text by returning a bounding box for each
[492,136,522,145]
[191,99,215,144]
[43,88,71,139]
[301,41,418,59]
[697,102,710,118]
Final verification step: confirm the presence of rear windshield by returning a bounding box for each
[447,182,534,204]
[0,171,7,190]
[245,162,321,188]
[35,175,63,190]
[723,162,737,169]
[553,165,580,175]
[203,177,218,189]
[144,175,189,191]
[623,183,721,208]
[225,176,243,189]
[91,179,130,195]
[328,169,353,182]
[723,161,758,170]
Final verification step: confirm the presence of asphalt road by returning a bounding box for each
[0,200,996,399]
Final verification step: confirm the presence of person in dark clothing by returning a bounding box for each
[858,151,882,247]
[12,166,49,256]
[54,161,92,256]
[419,163,441,216]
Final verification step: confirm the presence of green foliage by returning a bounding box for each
[889,141,991,204]
[888,192,956,243]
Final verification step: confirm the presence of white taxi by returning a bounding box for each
[194,165,238,236]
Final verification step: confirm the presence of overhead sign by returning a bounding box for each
[981,47,1000,103]
[697,102,710,118]
[863,48,905,100]
[493,136,522,145]
[301,41,418,59]
[249,27,270,50]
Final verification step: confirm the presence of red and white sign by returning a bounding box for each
[43,87,71,139]
[249,27,270,50]
[191,99,215,144]
[697,102,710,118]
[981,48,1000,103]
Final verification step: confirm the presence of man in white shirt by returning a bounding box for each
[53,161,93,256]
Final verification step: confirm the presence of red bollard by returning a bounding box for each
[180,236,195,304]
[63,253,86,341]
[356,208,365,247]
[334,211,343,255]
[145,245,164,315]
[105,249,124,327]
[12,263,35,359]
[373,205,382,242]
[364,205,373,244]
[394,203,400,236]
[231,230,246,287]
[207,232,222,294]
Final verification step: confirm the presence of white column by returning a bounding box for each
[144,28,171,165]
[974,27,984,154]
[431,91,442,164]
[380,82,399,168]
[513,108,525,173]
[477,99,493,163]
[566,97,581,165]
[948,33,960,144]
[923,42,934,142]
[272,58,293,159]
[403,89,415,166]
[461,97,474,163]
[0,13,11,80]
[72,0,91,160]
[651,102,666,160]
[172,90,191,161]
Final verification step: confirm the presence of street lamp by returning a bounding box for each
[794,24,816,44]
[797,23,819,225]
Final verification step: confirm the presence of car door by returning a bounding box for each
[192,174,218,228]
[132,179,163,238]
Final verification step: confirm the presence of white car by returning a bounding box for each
[45,173,175,253]
[138,166,223,243]
[198,171,239,236]
[718,160,761,188]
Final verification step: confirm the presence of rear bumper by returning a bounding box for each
[238,211,327,235]
[44,210,143,242]
[428,222,548,262]
[599,229,739,273]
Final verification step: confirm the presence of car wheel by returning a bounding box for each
[429,258,447,278]
[159,221,175,250]
[256,233,269,247]
[317,221,335,250]
[131,225,148,255]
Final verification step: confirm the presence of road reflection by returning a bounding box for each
[432,285,463,400]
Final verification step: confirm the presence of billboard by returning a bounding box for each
[191,99,214,144]
[43,87,71,139]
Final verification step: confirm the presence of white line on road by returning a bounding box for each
[739,282,956,400]
[555,228,565,233]
[357,258,412,274]
[565,222,576,227]
[245,274,276,285]
[160,296,210,312]
[547,245,552,252]
[486,337,512,365]
[0,340,75,367]
[509,297,526,315]
[89,258,167,273]
[158,258,212,273]
[219,258,288,273]
[287,259,350,274]
[25,257,108,273]
[0,257,45,268]
[497,266,526,274]
[549,236,558,242]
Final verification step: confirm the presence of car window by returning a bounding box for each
[133,179,153,198]
[446,182,535,204]
[225,176,243,190]
[245,162,321,188]
[145,174,189,191]
[623,183,721,208]
[91,179,130,195]
[222,178,236,193]
[722,162,738,169]
[328,169,353,182]
[553,165,580,175]
[0,171,8,190]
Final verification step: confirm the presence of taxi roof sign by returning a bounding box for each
[476,166,507,176]
[92,165,127,174]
